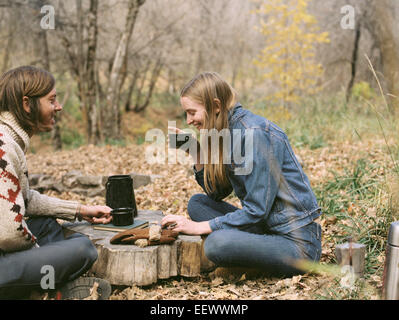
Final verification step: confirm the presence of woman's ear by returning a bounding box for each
[22,96,31,113]
[214,98,221,115]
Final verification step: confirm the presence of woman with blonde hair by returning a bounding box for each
[163,72,322,277]
[0,66,112,299]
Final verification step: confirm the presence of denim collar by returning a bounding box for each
[228,103,245,125]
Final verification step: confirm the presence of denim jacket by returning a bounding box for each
[194,103,321,234]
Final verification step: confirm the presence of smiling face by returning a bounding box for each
[37,87,62,132]
[180,96,207,130]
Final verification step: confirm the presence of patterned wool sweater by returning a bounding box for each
[0,112,79,253]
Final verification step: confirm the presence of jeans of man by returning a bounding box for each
[188,194,322,277]
[0,217,98,299]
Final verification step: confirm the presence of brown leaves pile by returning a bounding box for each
[26,138,389,300]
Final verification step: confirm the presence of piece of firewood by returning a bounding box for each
[177,235,201,277]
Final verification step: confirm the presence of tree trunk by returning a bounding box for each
[31,0,50,70]
[30,0,63,150]
[124,70,139,112]
[346,20,361,102]
[1,36,12,73]
[134,60,151,110]
[367,0,399,114]
[133,59,163,113]
[0,0,27,6]
[36,27,59,148]
[104,0,146,141]
[1,9,15,73]
[86,0,100,145]
[33,29,50,70]
[52,86,71,150]
[166,69,177,95]
[58,0,100,145]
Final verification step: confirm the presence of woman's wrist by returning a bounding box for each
[197,221,212,235]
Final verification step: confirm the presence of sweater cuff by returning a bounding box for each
[26,189,79,221]
[46,198,79,221]
[57,200,80,221]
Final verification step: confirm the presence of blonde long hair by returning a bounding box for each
[181,72,237,194]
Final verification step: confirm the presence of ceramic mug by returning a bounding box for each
[111,207,134,226]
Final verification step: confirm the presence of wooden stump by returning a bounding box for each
[62,210,214,286]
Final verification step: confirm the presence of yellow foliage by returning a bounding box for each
[127,121,153,137]
[253,0,330,107]
[256,104,293,123]
[351,81,375,101]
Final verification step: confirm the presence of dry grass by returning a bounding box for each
[26,132,393,300]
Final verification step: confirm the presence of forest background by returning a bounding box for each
[1,0,399,300]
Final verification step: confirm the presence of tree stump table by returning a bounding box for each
[62,210,215,286]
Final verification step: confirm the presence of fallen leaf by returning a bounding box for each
[211,277,224,287]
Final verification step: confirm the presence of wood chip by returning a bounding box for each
[84,282,100,300]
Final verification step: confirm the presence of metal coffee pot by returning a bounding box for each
[105,175,138,218]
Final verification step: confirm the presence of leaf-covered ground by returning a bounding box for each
[27,137,392,300]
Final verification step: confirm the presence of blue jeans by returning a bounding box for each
[188,194,322,277]
[0,217,98,299]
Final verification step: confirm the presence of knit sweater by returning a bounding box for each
[0,112,79,253]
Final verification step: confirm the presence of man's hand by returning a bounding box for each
[80,205,112,224]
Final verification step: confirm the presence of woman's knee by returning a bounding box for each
[203,231,231,263]
[187,194,208,221]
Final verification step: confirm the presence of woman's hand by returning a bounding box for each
[80,205,112,224]
[168,126,203,170]
[161,214,212,236]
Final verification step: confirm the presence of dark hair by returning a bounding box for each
[181,72,236,194]
[0,66,55,134]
